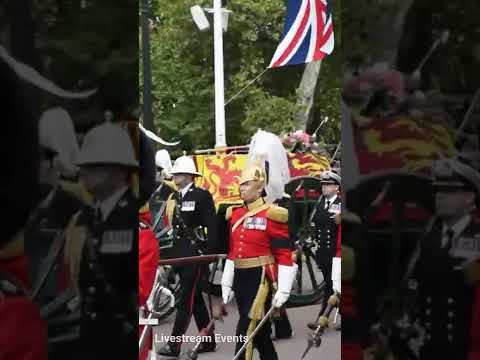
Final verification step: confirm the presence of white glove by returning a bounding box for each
[332,257,341,294]
[272,263,298,308]
[221,259,235,304]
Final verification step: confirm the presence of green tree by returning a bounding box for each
[144,0,341,153]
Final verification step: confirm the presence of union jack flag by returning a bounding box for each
[269,0,334,68]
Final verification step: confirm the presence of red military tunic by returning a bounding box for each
[0,240,48,360]
[227,198,293,267]
[138,207,159,360]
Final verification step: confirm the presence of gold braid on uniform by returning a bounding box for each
[63,211,87,296]
[139,202,149,214]
[165,193,176,226]
[225,204,243,221]
[245,266,271,360]
[266,205,288,223]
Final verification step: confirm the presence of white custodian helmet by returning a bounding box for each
[76,122,138,167]
[170,154,201,176]
[38,107,80,173]
[155,150,173,176]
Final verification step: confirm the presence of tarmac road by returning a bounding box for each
[149,299,341,360]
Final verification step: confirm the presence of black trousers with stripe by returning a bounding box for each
[316,252,334,309]
[170,265,211,351]
[233,267,278,360]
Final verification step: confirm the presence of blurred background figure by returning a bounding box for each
[64,121,139,359]
[0,51,48,360]
[24,106,83,307]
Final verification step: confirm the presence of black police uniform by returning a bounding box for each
[412,217,478,359]
[77,189,138,359]
[163,183,219,355]
[312,195,341,308]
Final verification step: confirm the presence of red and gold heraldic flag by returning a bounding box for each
[353,115,456,176]
[195,152,330,207]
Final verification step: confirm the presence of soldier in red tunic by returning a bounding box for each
[138,133,160,360]
[139,203,159,360]
[221,161,298,360]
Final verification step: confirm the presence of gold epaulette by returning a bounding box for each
[225,204,243,221]
[266,205,288,223]
[139,202,149,214]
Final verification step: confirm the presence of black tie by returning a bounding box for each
[94,205,103,223]
[445,228,454,250]
[325,200,331,210]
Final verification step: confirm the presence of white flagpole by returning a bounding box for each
[213,0,227,148]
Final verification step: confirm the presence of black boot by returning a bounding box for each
[197,340,216,353]
[157,343,180,358]
[307,301,325,330]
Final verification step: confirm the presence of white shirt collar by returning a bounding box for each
[180,182,194,197]
[325,194,337,207]
[97,185,129,221]
[441,214,471,247]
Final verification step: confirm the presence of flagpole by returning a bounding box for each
[224,68,269,106]
[213,0,227,148]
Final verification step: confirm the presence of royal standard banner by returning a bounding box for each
[195,152,330,206]
[352,115,456,175]
[195,154,245,206]
[288,152,330,178]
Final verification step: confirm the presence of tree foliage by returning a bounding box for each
[144,0,341,153]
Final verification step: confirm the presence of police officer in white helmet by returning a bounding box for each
[156,154,219,357]
[64,120,138,359]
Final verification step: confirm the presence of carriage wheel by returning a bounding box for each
[285,176,325,307]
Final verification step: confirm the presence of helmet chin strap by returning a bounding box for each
[241,183,264,204]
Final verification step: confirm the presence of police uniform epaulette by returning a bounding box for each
[225,204,243,221]
[266,205,288,223]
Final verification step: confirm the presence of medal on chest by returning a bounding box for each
[328,203,341,215]
[181,201,196,211]
[449,234,480,264]
[99,230,134,254]
[243,217,267,231]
